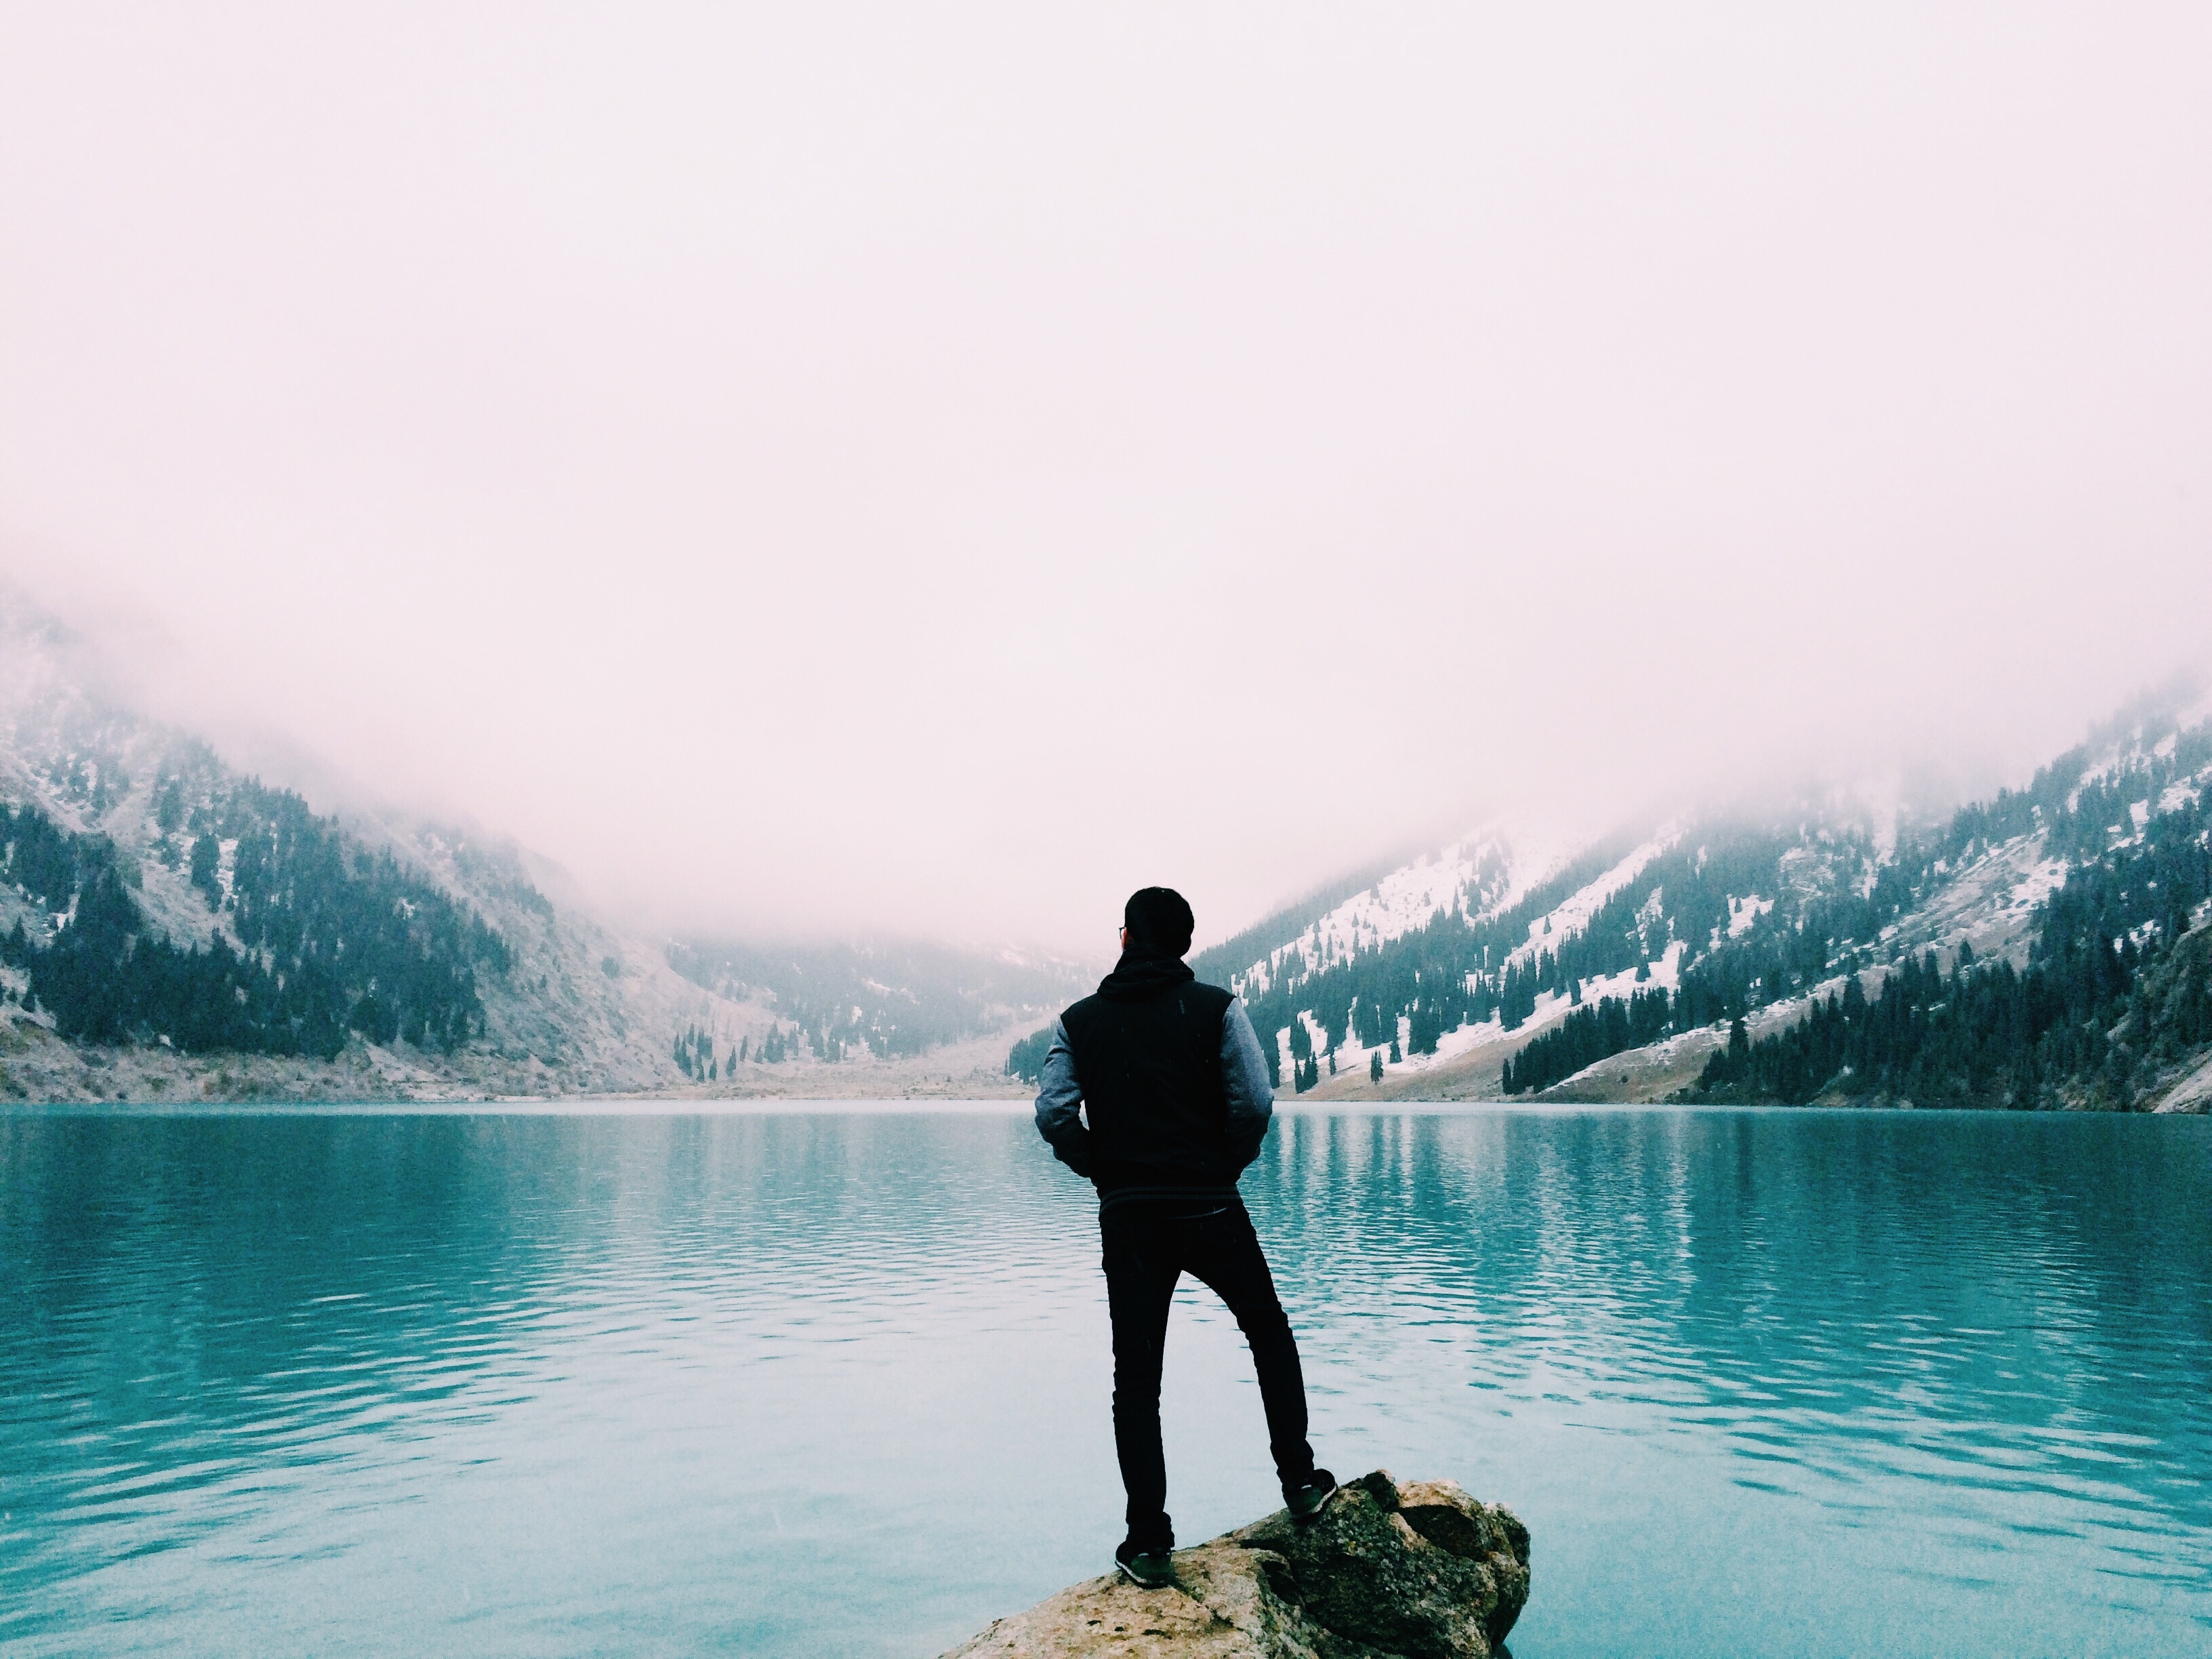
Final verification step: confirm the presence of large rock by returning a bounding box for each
[940,1471,1529,1658]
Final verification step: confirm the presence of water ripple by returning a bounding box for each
[1,1107,2209,1657]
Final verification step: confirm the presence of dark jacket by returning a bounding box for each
[1032,949,1275,1208]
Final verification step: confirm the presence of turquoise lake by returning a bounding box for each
[2,1104,2209,1656]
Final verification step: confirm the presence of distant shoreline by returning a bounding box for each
[6,1094,2202,1120]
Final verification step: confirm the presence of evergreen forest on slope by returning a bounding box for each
[2,779,508,1058]
[1086,699,2212,1111]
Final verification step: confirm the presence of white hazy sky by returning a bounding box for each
[3,3,2209,952]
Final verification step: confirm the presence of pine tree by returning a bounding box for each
[189,833,222,907]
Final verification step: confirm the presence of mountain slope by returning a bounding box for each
[666,935,1085,1065]
[1198,679,2212,1112]
[0,594,1055,1101]
[1682,709,2212,1111]
[11,584,2205,1111]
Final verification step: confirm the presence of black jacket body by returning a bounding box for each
[1059,956,1238,1199]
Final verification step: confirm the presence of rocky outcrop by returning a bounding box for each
[941,1471,1529,1659]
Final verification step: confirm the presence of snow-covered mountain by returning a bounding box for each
[0,591,1069,1102]
[7,579,2207,1113]
[1196,679,2212,1113]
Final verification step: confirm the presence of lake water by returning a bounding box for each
[2,1104,2209,1658]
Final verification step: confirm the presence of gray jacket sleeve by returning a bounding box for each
[1032,1018,1092,1177]
[1222,999,1275,1167]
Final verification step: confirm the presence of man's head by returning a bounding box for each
[1121,886,1195,959]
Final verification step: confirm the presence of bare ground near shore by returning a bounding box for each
[0,1007,1033,1105]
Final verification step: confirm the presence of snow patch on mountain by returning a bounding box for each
[1238,833,1507,994]
[1500,834,1677,969]
[1381,939,1693,1082]
[1227,817,1630,996]
[1725,894,1772,939]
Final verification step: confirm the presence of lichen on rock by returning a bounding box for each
[939,1471,1528,1658]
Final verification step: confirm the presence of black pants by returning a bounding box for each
[1100,1197,1314,1552]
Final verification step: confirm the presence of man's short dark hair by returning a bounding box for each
[1124,887,1195,958]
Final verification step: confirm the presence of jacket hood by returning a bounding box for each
[1097,949,1196,1003]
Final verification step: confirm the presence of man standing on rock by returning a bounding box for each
[1034,886,1335,1588]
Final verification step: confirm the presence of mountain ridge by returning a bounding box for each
[7,586,2208,1112]
[0,592,1073,1102]
[1193,677,2212,1113]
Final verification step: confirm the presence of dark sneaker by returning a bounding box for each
[1114,1540,1176,1589]
[1284,1468,1337,1522]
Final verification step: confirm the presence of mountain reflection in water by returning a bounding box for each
[2,1106,2208,1658]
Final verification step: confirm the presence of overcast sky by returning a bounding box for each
[3,4,2209,952]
